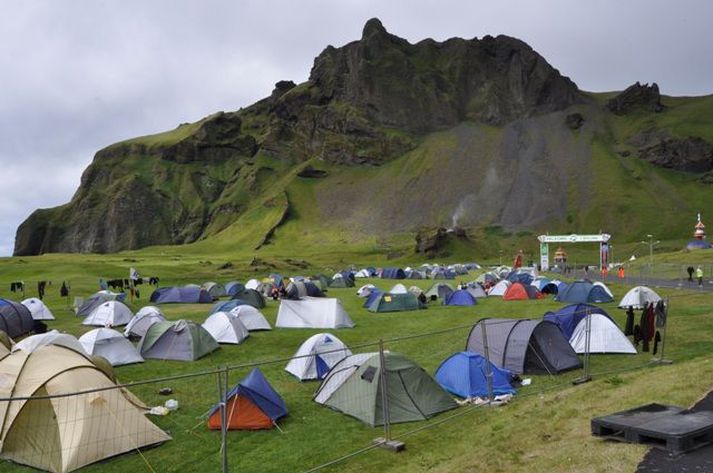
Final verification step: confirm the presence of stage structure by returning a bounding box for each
[537,233,611,271]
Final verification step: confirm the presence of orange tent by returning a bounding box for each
[503,282,543,301]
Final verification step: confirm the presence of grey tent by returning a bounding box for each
[425,283,454,300]
[465,318,582,374]
[75,291,122,317]
[202,282,227,299]
[138,320,220,361]
[0,299,34,339]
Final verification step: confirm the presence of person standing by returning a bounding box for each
[696,266,704,287]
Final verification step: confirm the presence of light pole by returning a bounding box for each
[640,234,660,281]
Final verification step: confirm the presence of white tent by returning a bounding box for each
[202,312,249,344]
[79,328,144,366]
[389,283,408,294]
[408,285,424,296]
[124,306,166,339]
[618,286,662,310]
[21,297,55,320]
[569,313,637,354]
[593,281,614,298]
[465,283,488,298]
[82,301,133,327]
[245,279,263,291]
[228,305,272,331]
[276,297,355,329]
[488,280,512,297]
[285,333,352,380]
[354,269,371,278]
[356,284,376,297]
[14,330,87,356]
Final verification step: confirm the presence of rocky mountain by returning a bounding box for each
[14,18,713,256]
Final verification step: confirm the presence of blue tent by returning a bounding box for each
[363,290,382,308]
[431,269,456,280]
[224,281,246,297]
[555,281,613,304]
[150,286,212,304]
[531,278,551,291]
[444,290,478,307]
[210,299,251,314]
[507,272,534,285]
[543,303,613,339]
[381,268,406,279]
[207,368,287,430]
[435,352,516,398]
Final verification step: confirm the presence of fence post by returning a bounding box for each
[217,367,229,473]
[375,339,404,452]
[651,297,673,365]
[480,321,494,403]
[573,308,592,385]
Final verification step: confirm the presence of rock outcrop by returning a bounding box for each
[606,82,664,115]
[637,137,713,173]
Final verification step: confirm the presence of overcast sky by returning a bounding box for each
[1,0,712,256]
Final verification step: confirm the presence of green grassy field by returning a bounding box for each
[1,247,712,472]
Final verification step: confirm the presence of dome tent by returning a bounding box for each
[503,282,543,301]
[78,328,144,366]
[202,312,250,345]
[285,333,352,381]
[138,320,220,361]
[82,301,133,327]
[0,340,169,472]
[488,280,511,297]
[435,351,516,398]
[568,313,637,354]
[367,292,425,313]
[555,280,613,304]
[224,281,246,297]
[21,298,55,320]
[229,305,272,331]
[75,291,124,317]
[425,283,454,300]
[314,352,457,427]
[230,289,266,309]
[124,306,166,339]
[618,286,662,310]
[149,286,212,304]
[202,282,227,299]
[0,299,34,338]
[443,290,478,306]
[543,303,612,339]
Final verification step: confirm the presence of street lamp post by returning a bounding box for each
[640,234,661,282]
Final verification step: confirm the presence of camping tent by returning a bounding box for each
[543,303,611,339]
[0,341,168,472]
[229,305,272,331]
[466,318,582,374]
[380,268,406,279]
[202,312,249,344]
[21,298,55,320]
[314,352,457,427]
[149,286,212,304]
[75,291,122,317]
[285,333,352,380]
[444,290,478,307]
[363,290,382,308]
[328,275,354,289]
[285,281,325,300]
[465,283,488,299]
[435,351,516,398]
[210,299,253,314]
[356,284,377,298]
[405,269,425,279]
[475,272,499,285]
[0,299,35,338]
[541,280,563,295]
[276,298,354,329]
[389,283,408,294]
[230,289,266,309]
[138,320,220,361]
[207,368,287,430]
[224,281,245,297]
[408,286,424,297]
[13,331,87,356]
[568,313,637,354]
[367,292,425,313]
[425,283,454,300]
[488,280,511,297]
[618,286,662,310]
[503,282,543,301]
[354,269,372,278]
[124,306,166,339]
[245,279,263,291]
[202,282,227,299]
[82,301,133,327]
[78,328,144,366]
[593,281,614,298]
[555,280,613,304]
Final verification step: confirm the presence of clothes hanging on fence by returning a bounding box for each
[655,300,667,328]
[10,281,24,293]
[633,325,642,347]
[653,331,662,355]
[60,281,69,297]
[37,281,47,300]
[149,277,160,286]
[625,307,635,336]
[645,303,656,342]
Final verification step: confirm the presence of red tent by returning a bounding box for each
[503,282,543,301]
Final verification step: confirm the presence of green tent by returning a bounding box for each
[138,320,219,361]
[425,283,455,300]
[231,289,266,309]
[367,292,425,313]
[311,275,331,291]
[314,352,457,426]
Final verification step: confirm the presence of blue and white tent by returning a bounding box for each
[435,351,516,398]
[443,290,477,307]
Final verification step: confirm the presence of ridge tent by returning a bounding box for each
[314,352,457,427]
[444,290,478,307]
[503,282,543,301]
[466,318,582,374]
[618,286,662,310]
[207,368,287,430]
[276,298,354,329]
[230,289,266,309]
[380,268,406,279]
[555,280,613,304]
[82,301,133,327]
[543,303,612,339]
[78,328,144,366]
[0,342,169,472]
[149,286,212,304]
[138,320,220,361]
[435,351,516,398]
[21,298,55,321]
[356,284,377,298]
[202,282,226,299]
[488,280,511,297]
[568,313,637,354]
[202,312,249,344]
[0,299,35,338]
[224,281,245,297]
[210,299,253,315]
[389,283,408,294]
[367,292,425,313]
[285,333,352,381]
[124,306,166,340]
[229,305,272,331]
[425,283,454,300]
[244,279,263,291]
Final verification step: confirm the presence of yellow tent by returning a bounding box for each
[0,341,170,472]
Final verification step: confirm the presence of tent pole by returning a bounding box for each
[218,367,229,473]
[573,308,592,385]
[480,321,494,403]
[374,339,405,452]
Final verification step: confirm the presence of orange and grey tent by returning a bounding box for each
[503,282,543,301]
[207,368,287,430]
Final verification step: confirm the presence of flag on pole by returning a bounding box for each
[130,267,140,280]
